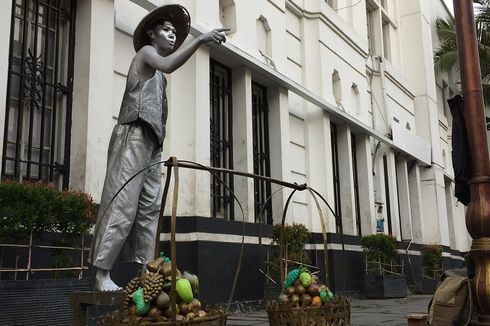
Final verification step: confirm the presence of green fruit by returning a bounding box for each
[320,289,327,304]
[299,272,312,288]
[176,279,194,303]
[132,287,151,315]
[327,289,334,301]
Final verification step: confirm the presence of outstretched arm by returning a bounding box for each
[141,28,229,74]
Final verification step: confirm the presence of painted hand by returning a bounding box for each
[202,28,230,45]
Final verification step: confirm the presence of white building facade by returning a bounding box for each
[0,0,472,302]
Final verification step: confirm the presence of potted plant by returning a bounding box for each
[263,223,311,301]
[361,233,407,298]
[420,244,443,294]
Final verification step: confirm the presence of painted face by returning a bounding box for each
[149,21,176,54]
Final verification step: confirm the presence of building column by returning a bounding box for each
[0,0,13,170]
[337,124,356,235]
[71,0,115,198]
[305,106,331,233]
[396,159,412,240]
[231,66,254,222]
[408,163,424,243]
[419,167,450,246]
[164,47,211,217]
[268,86,291,225]
[355,134,376,235]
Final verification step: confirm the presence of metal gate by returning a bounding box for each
[2,0,76,189]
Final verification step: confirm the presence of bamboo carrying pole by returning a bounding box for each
[453,1,490,324]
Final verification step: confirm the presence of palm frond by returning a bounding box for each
[435,17,457,43]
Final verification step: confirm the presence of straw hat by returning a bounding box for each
[133,4,191,54]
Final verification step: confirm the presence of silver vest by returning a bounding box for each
[117,58,168,144]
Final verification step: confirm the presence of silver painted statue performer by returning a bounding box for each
[90,4,228,291]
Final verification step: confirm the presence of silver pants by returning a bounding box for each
[91,121,162,270]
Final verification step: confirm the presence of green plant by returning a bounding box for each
[421,244,443,279]
[0,181,95,241]
[266,223,311,276]
[361,234,398,270]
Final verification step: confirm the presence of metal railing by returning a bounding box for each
[0,231,90,280]
[364,258,405,276]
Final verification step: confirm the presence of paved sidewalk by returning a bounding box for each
[227,295,432,326]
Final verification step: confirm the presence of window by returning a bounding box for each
[382,19,391,61]
[332,70,342,105]
[352,134,361,235]
[256,15,271,57]
[331,123,342,233]
[366,9,375,56]
[210,60,234,219]
[351,83,361,115]
[2,0,76,189]
[219,0,236,33]
[252,82,272,224]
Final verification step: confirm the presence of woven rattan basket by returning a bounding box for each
[266,296,350,326]
[101,309,227,325]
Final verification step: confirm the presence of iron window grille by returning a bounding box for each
[209,60,234,220]
[2,0,76,189]
[252,82,272,225]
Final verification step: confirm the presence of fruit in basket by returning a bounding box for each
[148,306,163,318]
[311,295,322,307]
[320,289,327,303]
[294,283,306,296]
[290,294,300,306]
[301,293,312,307]
[283,268,302,288]
[162,304,180,318]
[286,286,295,296]
[176,278,194,303]
[299,272,312,288]
[308,283,320,296]
[132,287,151,315]
[142,272,165,303]
[123,276,141,308]
[183,271,200,296]
[161,262,172,277]
[278,293,289,303]
[155,291,170,309]
[191,298,202,311]
[179,301,192,315]
[311,274,319,284]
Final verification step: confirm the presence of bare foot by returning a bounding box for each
[94,268,122,291]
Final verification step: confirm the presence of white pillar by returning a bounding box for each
[71,0,115,198]
[355,134,376,235]
[268,86,292,225]
[337,124,356,235]
[232,66,254,222]
[396,159,412,240]
[408,163,424,243]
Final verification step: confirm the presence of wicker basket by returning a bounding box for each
[266,296,351,326]
[101,309,227,325]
